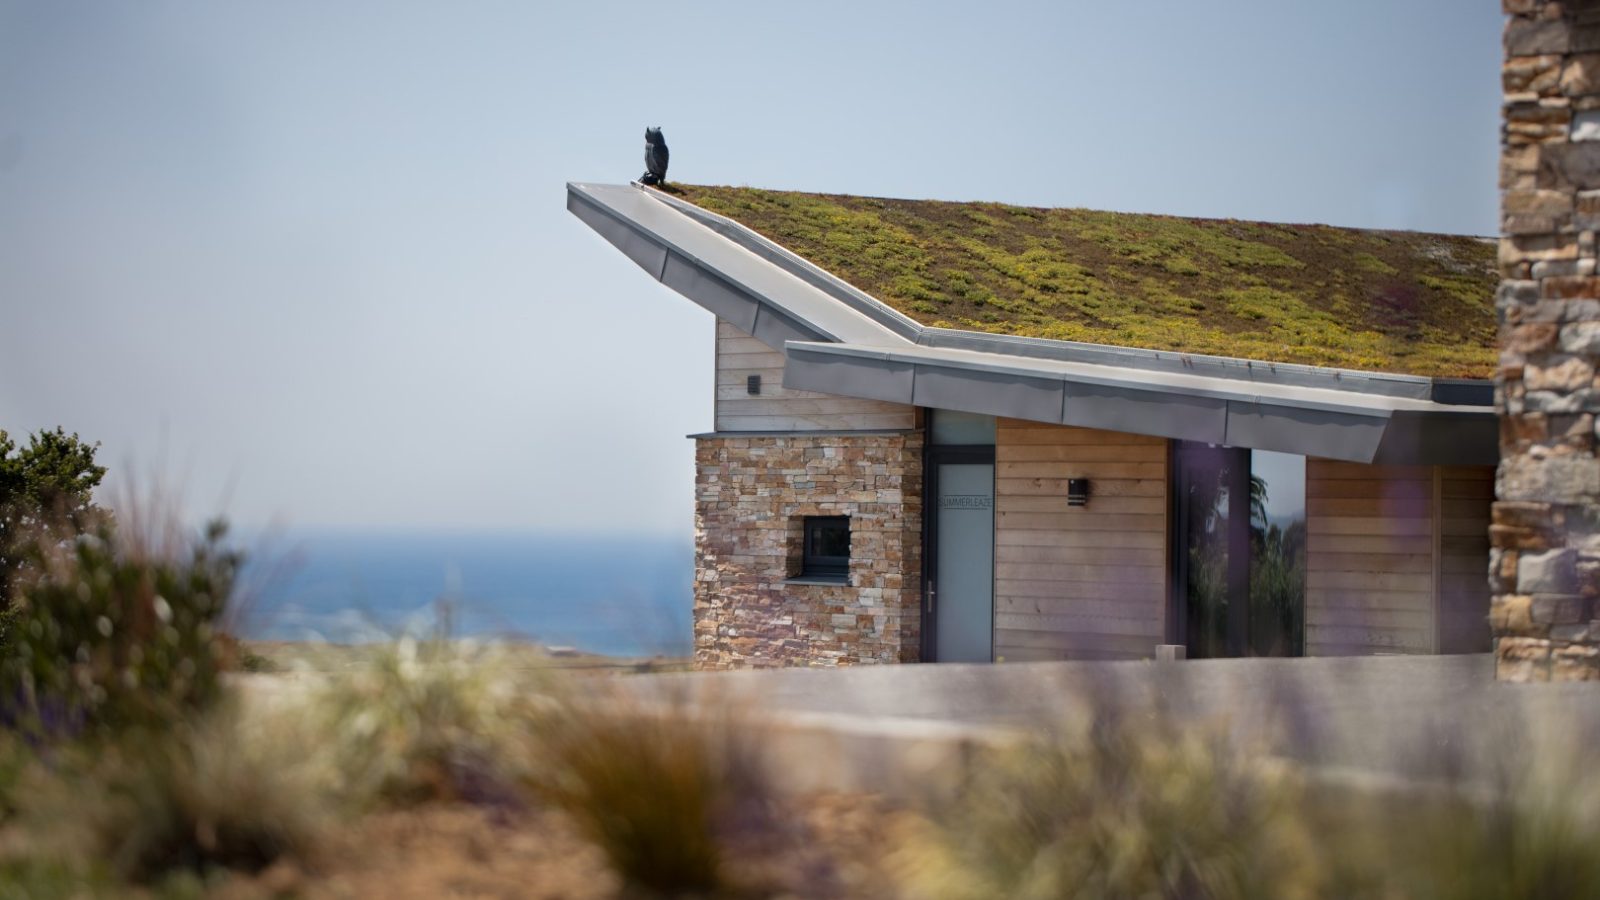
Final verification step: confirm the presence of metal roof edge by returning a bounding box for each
[566,183,844,346]
[643,186,926,341]
[784,341,1431,419]
[571,182,1494,409]
[914,329,1488,405]
[570,182,922,350]
[782,340,1498,466]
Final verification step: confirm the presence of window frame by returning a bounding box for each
[800,515,851,580]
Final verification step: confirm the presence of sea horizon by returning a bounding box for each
[237,527,694,658]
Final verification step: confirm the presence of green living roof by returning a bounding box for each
[662,185,1498,379]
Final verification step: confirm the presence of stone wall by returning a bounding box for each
[1494,0,1600,680]
[693,432,923,669]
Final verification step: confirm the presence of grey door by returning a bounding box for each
[931,460,995,663]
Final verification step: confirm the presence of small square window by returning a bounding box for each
[801,516,850,580]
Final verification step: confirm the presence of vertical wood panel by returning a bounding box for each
[994,420,1167,662]
[712,320,915,432]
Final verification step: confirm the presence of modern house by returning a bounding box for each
[568,181,1499,669]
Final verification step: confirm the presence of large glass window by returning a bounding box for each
[1248,450,1306,657]
[1176,443,1239,659]
[1174,443,1305,657]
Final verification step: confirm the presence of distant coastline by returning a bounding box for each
[238,529,693,658]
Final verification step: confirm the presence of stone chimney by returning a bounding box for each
[1494,0,1600,680]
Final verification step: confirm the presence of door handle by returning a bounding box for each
[927,579,936,615]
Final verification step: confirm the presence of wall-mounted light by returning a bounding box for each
[1067,478,1090,508]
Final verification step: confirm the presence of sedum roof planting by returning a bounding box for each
[661,184,1498,379]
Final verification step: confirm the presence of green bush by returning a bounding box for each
[0,428,106,655]
[0,517,240,738]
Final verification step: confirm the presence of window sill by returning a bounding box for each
[783,575,849,586]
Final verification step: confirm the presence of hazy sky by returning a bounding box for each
[0,1,1502,536]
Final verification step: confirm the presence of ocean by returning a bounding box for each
[240,530,694,658]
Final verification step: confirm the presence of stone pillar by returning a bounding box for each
[692,432,923,669]
[1493,0,1600,680]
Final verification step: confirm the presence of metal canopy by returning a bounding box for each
[567,181,1498,466]
[782,342,1496,465]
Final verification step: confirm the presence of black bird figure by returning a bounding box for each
[641,126,669,186]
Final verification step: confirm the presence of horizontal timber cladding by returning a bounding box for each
[714,319,915,432]
[993,419,1168,662]
[1304,461,1493,656]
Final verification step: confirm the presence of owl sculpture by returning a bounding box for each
[641,126,669,186]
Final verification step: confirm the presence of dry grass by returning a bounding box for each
[900,708,1318,900]
[11,592,1600,899]
[14,699,338,887]
[526,693,782,897]
[316,630,536,808]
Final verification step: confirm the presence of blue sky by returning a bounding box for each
[0,1,1502,535]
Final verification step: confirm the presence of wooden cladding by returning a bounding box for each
[994,419,1167,662]
[1305,461,1493,656]
[713,320,914,432]
[990,425,1493,661]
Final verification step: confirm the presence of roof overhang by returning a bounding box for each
[782,341,1496,465]
[567,181,1499,466]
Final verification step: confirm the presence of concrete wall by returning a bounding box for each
[1493,0,1600,680]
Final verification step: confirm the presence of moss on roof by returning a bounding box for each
[661,184,1498,378]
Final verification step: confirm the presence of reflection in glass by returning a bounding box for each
[1176,444,1306,658]
[1179,444,1234,659]
[1248,451,1306,657]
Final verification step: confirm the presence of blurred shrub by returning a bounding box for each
[530,696,777,897]
[19,700,336,885]
[0,858,120,900]
[0,428,106,652]
[906,707,1319,900]
[0,516,240,738]
[320,628,528,807]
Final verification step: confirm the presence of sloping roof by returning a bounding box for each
[566,181,1497,466]
[661,184,1498,379]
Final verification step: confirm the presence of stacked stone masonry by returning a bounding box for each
[693,432,923,669]
[1496,0,1600,680]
